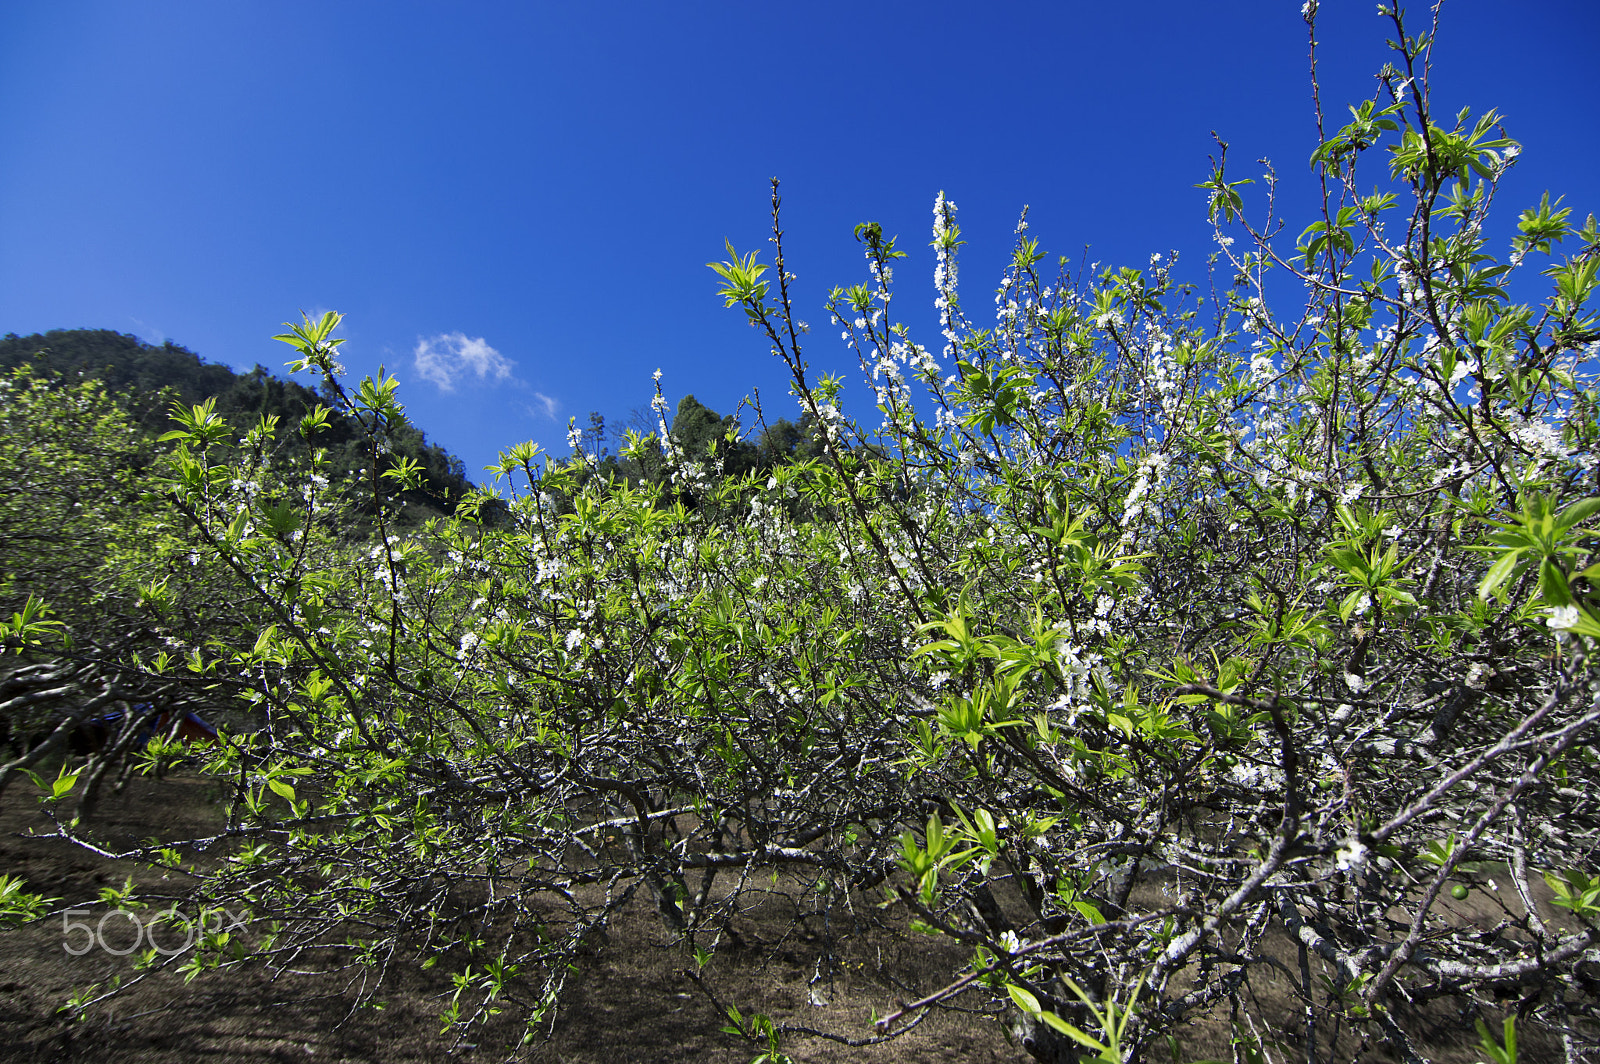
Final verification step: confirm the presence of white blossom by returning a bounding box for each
[1547,605,1581,641]
[1335,838,1368,872]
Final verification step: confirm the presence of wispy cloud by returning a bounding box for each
[129,317,166,346]
[413,332,515,392]
[529,392,559,419]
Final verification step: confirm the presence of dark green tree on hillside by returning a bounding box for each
[755,411,824,467]
[571,394,816,499]
[0,329,486,522]
[670,393,758,479]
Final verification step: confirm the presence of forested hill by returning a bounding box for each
[0,328,480,519]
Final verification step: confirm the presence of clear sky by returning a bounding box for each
[3,1,1596,483]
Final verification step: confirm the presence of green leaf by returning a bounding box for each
[1473,1015,1517,1064]
[1008,984,1042,1014]
[1565,607,1600,639]
[1538,558,1573,606]
[1338,589,1369,622]
[1037,1010,1110,1053]
[1073,900,1107,926]
[1478,549,1523,600]
[51,767,81,799]
[1556,497,1600,532]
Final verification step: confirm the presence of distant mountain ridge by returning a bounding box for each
[0,328,481,519]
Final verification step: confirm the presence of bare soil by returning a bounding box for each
[0,772,1563,1063]
[0,772,1015,1063]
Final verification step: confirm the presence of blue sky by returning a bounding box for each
[2,1,1596,483]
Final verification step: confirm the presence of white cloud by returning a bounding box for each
[529,392,559,419]
[413,332,515,392]
[129,317,166,346]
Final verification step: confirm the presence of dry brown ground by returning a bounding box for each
[0,772,1015,1063]
[0,771,1567,1063]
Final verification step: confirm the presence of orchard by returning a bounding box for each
[3,4,1598,1062]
